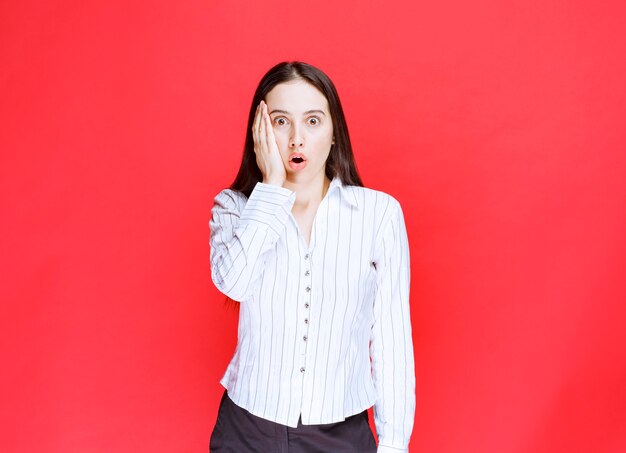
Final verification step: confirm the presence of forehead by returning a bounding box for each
[265,80,329,112]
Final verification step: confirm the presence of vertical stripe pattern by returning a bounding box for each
[209,177,415,452]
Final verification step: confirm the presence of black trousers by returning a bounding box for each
[210,391,377,453]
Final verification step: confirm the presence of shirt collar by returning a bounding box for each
[328,177,359,209]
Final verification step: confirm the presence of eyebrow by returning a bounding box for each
[269,109,327,116]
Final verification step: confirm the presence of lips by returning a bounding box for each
[288,152,307,170]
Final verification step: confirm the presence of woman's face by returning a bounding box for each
[265,79,334,183]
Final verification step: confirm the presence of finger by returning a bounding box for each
[258,102,268,142]
[252,103,261,145]
[259,103,267,152]
[263,107,277,150]
[258,101,266,134]
[254,102,265,140]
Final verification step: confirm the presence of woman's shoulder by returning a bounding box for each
[343,184,403,212]
[212,187,248,211]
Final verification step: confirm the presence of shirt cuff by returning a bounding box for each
[239,182,295,238]
[377,444,408,453]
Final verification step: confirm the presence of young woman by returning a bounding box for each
[209,61,415,452]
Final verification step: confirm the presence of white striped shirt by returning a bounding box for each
[209,177,415,452]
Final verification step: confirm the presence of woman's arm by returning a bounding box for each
[210,100,291,301]
[209,183,295,301]
[370,198,415,453]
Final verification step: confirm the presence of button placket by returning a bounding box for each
[303,278,311,339]
[299,251,312,374]
[303,251,312,313]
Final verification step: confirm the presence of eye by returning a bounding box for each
[307,116,321,126]
[273,116,288,126]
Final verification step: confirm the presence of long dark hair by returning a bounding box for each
[231,61,363,197]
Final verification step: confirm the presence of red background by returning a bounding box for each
[2,1,625,452]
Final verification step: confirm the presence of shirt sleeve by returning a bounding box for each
[369,198,415,453]
[209,182,295,302]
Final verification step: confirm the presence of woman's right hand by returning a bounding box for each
[252,100,286,186]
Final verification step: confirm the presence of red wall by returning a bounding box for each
[2,1,625,452]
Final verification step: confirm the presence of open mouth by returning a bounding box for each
[288,153,307,170]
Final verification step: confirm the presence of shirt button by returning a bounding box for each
[304,303,309,309]
[304,254,309,260]
[300,367,305,373]
[305,270,310,276]
[304,318,308,324]
[305,286,311,292]
[303,335,307,341]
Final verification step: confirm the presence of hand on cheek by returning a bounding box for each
[252,100,286,186]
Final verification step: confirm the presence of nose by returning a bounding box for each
[289,125,304,148]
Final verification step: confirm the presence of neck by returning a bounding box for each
[284,173,331,208]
